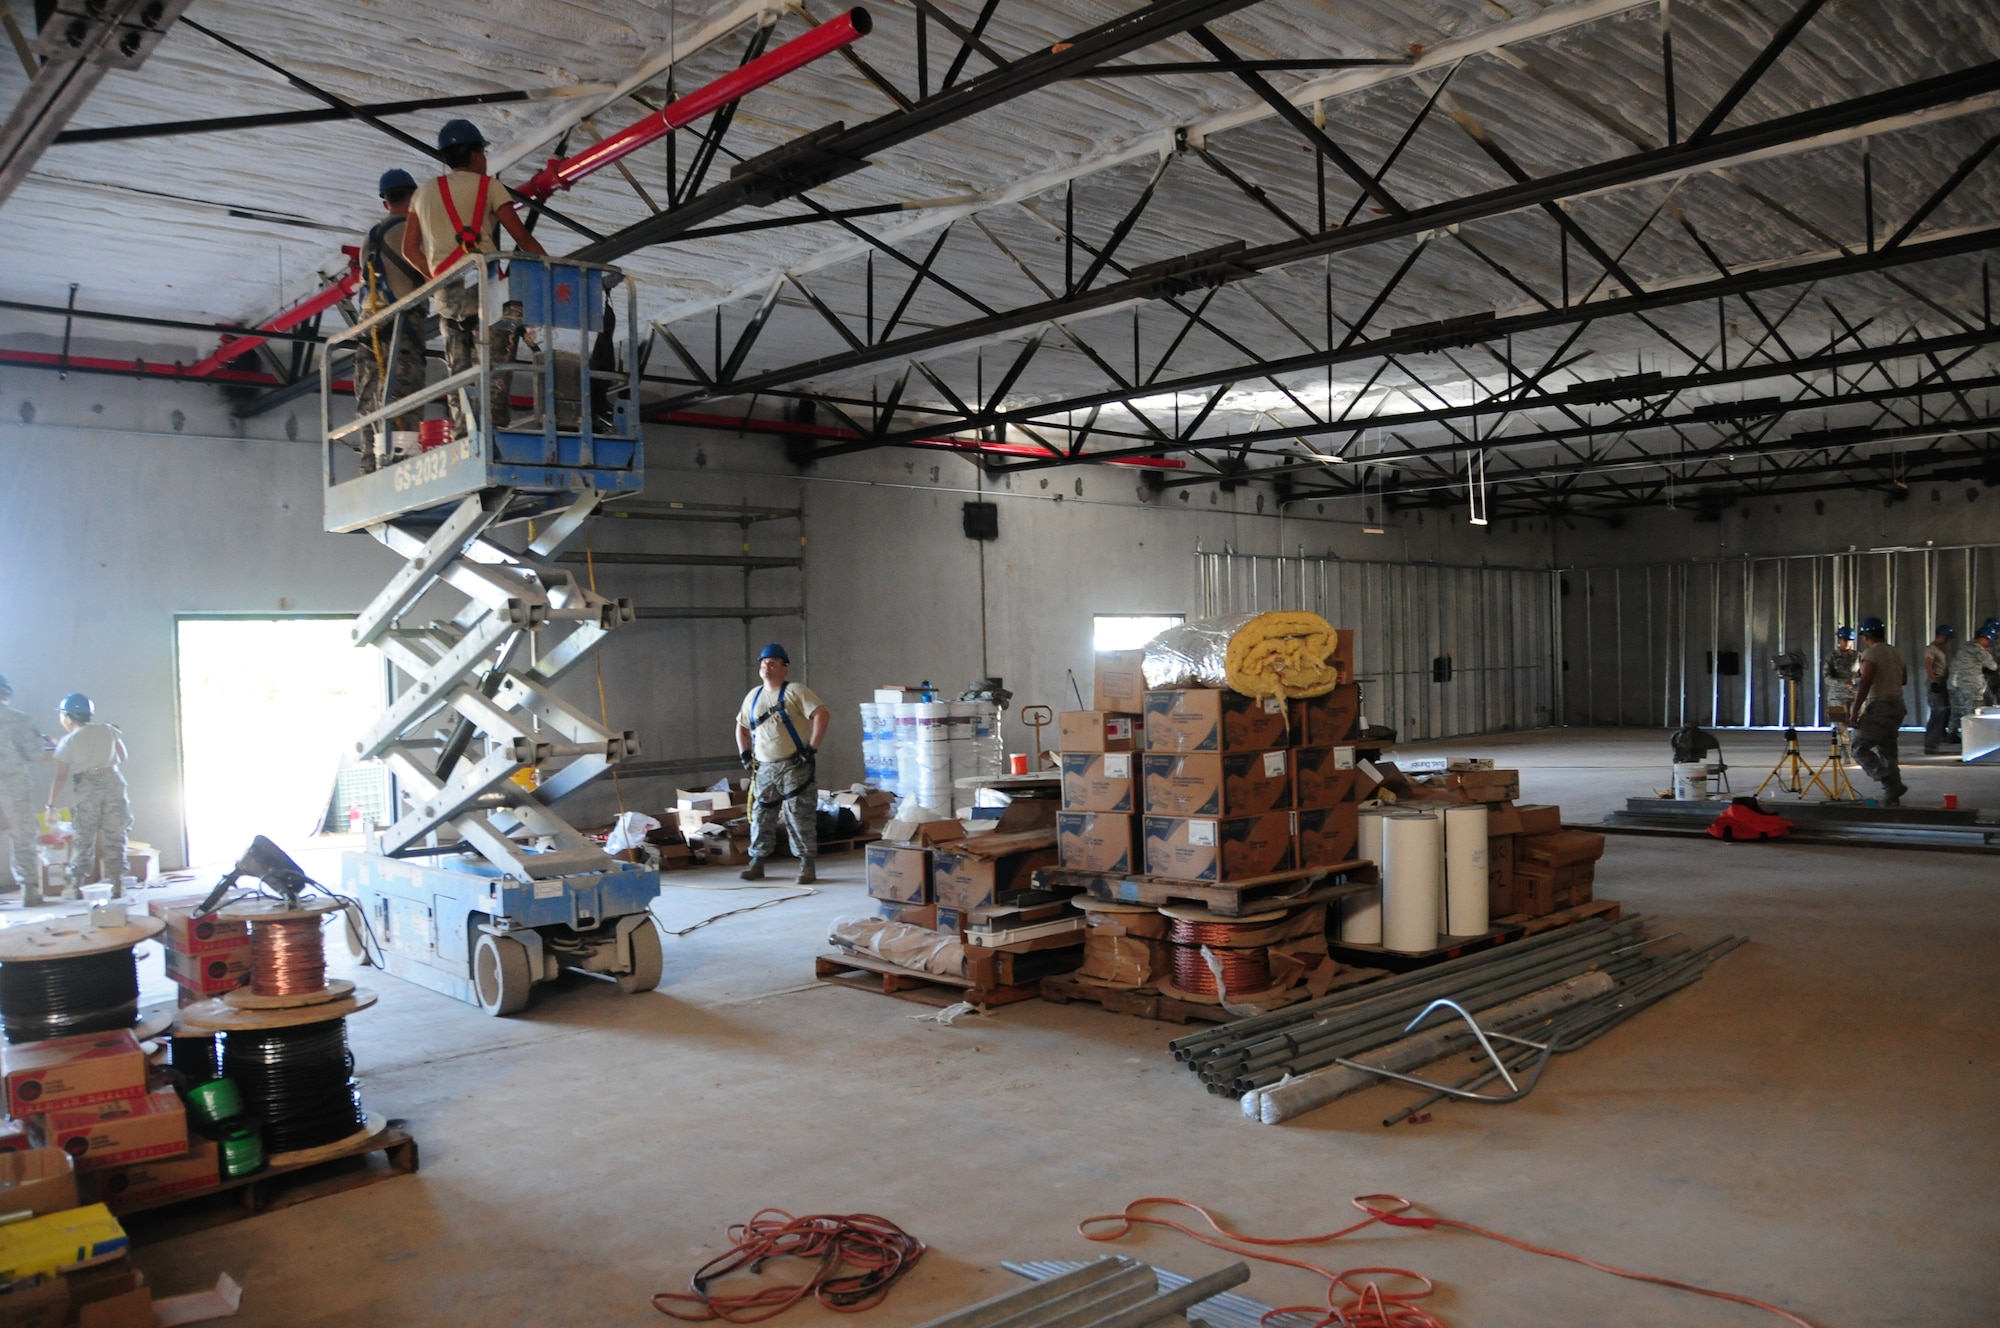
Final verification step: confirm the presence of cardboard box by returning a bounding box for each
[1060,752,1135,813]
[931,848,1057,912]
[1443,768,1521,801]
[99,1137,218,1213]
[1294,804,1360,869]
[1143,813,1293,883]
[1056,812,1138,874]
[1517,828,1607,868]
[37,1089,187,1173]
[2,1033,147,1120]
[694,834,751,867]
[146,897,249,956]
[1143,689,1289,753]
[833,788,894,832]
[1487,835,1515,916]
[1293,747,1360,809]
[0,1119,32,1154]
[163,943,251,996]
[1287,684,1361,747]
[1484,802,1524,836]
[932,906,967,936]
[865,844,931,904]
[1057,711,1140,753]
[0,1273,67,1328]
[0,1204,127,1283]
[1079,931,1170,987]
[1142,751,1293,817]
[874,902,937,930]
[1516,803,1563,834]
[675,787,738,813]
[1093,649,1148,713]
[1514,862,1595,917]
[0,1148,78,1218]
[882,818,965,848]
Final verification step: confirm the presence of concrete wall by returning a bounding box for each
[1,365,1568,866]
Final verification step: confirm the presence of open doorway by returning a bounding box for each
[174,617,384,868]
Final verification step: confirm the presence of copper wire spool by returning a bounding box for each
[249,917,329,998]
[1169,941,1271,996]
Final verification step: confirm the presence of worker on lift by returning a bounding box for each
[0,676,49,904]
[400,119,546,441]
[45,694,128,899]
[355,168,431,472]
[735,645,829,885]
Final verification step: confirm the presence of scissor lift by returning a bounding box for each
[323,255,662,1015]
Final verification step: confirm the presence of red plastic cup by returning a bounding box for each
[1944,793,1959,810]
[1009,754,1029,775]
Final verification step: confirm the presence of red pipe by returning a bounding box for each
[186,247,362,378]
[516,9,872,202]
[659,409,1188,469]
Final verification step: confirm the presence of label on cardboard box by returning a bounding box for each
[1187,819,1216,847]
[3,1031,148,1119]
[37,1088,188,1172]
[1262,751,1287,778]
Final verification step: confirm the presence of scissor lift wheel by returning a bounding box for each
[615,921,664,994]
[474,933,532,1016]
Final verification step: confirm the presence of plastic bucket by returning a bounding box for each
[1673,762,1710,800]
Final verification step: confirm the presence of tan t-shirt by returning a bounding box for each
[737,683,823,763]
[409,170,503,277]
[55,722,121,772]
[1857,642,1907,709]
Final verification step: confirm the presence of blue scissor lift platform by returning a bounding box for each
[322,255,662,1014]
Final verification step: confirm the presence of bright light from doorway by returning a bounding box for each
[1093,614,1184,652]
[176,618,382,868]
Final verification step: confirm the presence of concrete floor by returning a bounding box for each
[118,729,1999,1327]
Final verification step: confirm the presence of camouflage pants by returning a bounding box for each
[749,757,817,861]
[1950,684,1986,740]
[67,769,129,890]
[1849,698,1906,794]
[437,283,519,440]
[0,769,34,889]
[351,314,428,466]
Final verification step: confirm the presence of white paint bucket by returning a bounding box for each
[1673,762,1710,800]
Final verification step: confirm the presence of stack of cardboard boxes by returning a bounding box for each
[152,896,251,1006]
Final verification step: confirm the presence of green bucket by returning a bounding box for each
[219,1122,265,1179]
[185,1077,245,1128]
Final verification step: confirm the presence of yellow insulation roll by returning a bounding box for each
[1141,611,1347,700]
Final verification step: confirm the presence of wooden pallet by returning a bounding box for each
[112,1121,419,1241]
[1038,862,1374,918]
[1495,898,1622,935]
[1327,899,1624,973]
[814,952,1039,1007]
[1039,964,1393,1024]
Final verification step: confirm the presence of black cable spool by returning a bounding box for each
[220,1017,363,1154]
[0,949,140,1043]
[169,1034,220,1083]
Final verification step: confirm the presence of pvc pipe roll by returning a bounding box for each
[1380,811,1441,954]
[1441,804,1490,936]
[1340,809,1388,944]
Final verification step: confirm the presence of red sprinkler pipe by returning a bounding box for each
[516,8,872,203]
[186,247,362,378]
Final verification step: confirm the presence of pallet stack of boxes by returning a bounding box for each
[154,895,252,1006]
[1481,797,1604,919]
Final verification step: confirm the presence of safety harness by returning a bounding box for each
[431,172,492,277]
[750,683,815,806]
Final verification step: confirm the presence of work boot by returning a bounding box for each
[738,858,766,881]
[20,889,40,908]
[795,859,816,885]
[1884,781,1909,807]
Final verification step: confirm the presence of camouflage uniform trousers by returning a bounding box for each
[1950,683,1987,741]
[0,769,35,890]
[351,313,429,469]
[437,283,520,441]
[748,756,817,862]
[1849,698,1907,795]
[67,769,129,892]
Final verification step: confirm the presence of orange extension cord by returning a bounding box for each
[1079,1197,1818,1328]
[653,1211,926,1323]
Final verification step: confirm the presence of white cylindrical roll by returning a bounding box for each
[1340,808,1388,944]
[1381,811,1441,954]
[1441,804,1490,937]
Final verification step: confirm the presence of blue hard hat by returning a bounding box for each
[1980,619,2000,641]
[58,692,92,720]
[378,168,417,197]
[1858,616,1886,637]
[1834,625,1854,641]
[759,643,790,663]
[1937,624,1955,638]
[0,674,9,697]
[436,119,487,151]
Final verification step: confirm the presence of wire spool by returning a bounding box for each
[249,917,327,997]
[0,950,140,1043]
[1166,918,1271,997]
[221,1017,364,1155]
[170,1034,220,1083]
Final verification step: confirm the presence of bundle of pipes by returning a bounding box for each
[904,1256,1250,1328]
[1162,918,1740,1124]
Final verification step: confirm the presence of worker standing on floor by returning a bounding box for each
[354,168,431,472]
[0,677,49,903]
[45,694,128,899]
[401,119,545,441]
[1923,624,1955,754]
[1822,625,1858,724]
[735,645,829,885]
[1847,618,1909,806]
[1947,619,1998,743]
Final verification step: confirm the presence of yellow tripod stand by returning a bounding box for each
[1757,679,1858,800]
